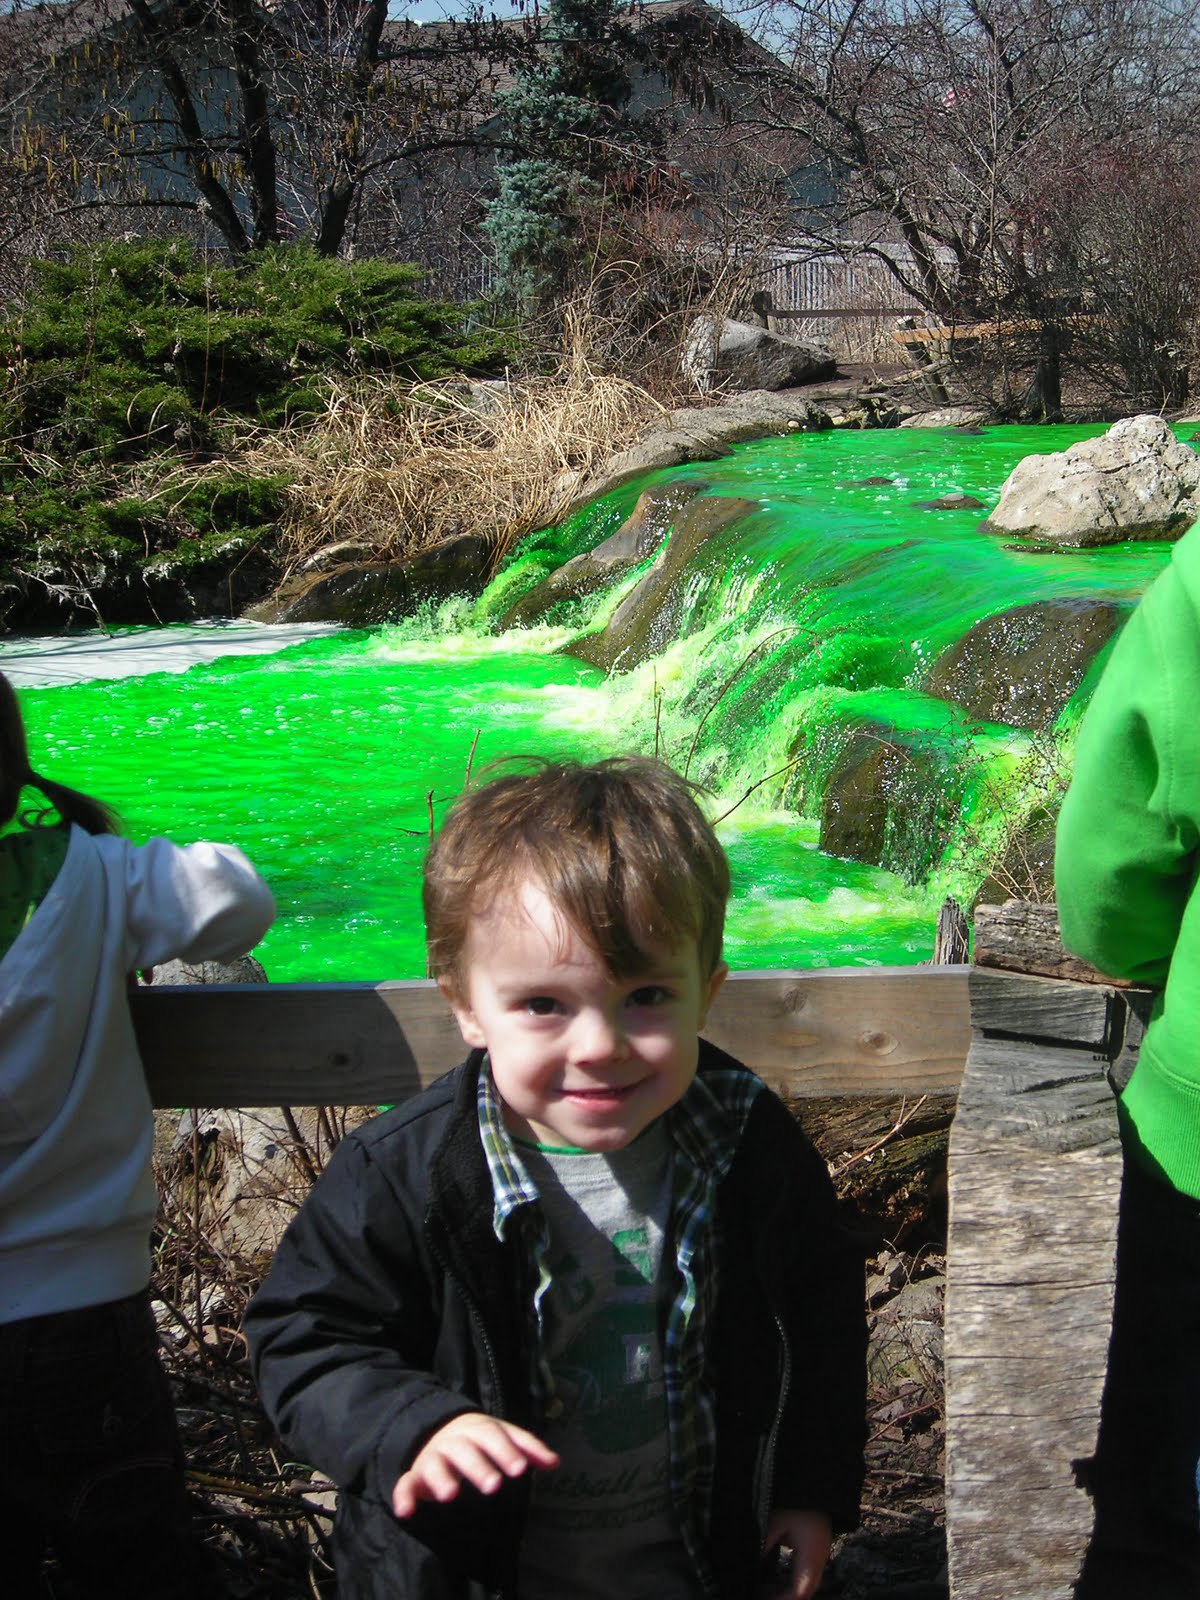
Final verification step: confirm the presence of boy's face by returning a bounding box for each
[440,877,727,1152]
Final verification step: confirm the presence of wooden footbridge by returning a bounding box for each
[132,907,1133,1600]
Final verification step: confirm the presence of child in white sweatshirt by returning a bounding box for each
[0,669,275,1599]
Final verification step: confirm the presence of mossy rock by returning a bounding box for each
[499,480,710,630]
[252,534,492,625]
[568,493,760,672]
[817,723,965,883]
[924,599,1125,730]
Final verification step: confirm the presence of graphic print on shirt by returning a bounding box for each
[543,1231,667,1456]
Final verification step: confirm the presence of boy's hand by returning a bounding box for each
[391,1413,559,1519]
[764,1508,833,1599]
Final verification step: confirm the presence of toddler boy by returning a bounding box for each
[246,758,866,1600]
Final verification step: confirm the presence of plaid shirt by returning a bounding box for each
[477,1057,763,1595]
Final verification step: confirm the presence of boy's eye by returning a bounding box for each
[628,984,672,1007]
[525,996,559,1016]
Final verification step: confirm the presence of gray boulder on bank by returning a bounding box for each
[899,405,992,430]
[981,414,1200,545]
[681,315,838,393]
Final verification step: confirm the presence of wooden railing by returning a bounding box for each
[131,958,1129,1600]
[130,966,971,1108]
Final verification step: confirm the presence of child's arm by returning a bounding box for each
[1056,581,1198,984]
[391,1412,558,1517]
[764,1509,832,1600]
[103,836,275,969]
[245,1124,544,1532]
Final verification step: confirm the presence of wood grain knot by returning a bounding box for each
[857,1029,897,1055]
[782,986,807,1013]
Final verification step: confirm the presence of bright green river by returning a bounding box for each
[3,423,1179,980]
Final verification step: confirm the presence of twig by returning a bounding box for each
[712,751,807,826]
[868,1399,941,1443]
[280,1106,320,1186]
[866,1503,937,1524]
[186,1469,327,1514]
[831,1096,930,1177]
[869,1467,943,1482]
[463,728,481,789]
[190,1110,203,1360]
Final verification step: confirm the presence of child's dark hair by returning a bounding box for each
[423,756,730,990]
[0,671,118,836]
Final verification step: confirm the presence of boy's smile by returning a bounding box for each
[440,878,727,1151]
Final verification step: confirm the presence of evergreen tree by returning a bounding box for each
[484,0,630,305]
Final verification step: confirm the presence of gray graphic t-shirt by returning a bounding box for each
[516,1123,701,1600]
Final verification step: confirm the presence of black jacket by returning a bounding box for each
[245,1042,866,1599]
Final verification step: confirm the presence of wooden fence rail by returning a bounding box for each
[131,966,972,1108]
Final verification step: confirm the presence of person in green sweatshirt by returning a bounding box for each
[1056,518,1200,1599]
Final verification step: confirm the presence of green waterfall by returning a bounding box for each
[4,423,1179,980]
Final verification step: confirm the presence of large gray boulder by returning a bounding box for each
[682,315,837,393]
[981,414,1200,545]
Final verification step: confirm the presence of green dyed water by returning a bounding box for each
[5,423,1180,979]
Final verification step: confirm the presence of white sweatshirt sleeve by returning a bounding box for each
[92,834,276,971]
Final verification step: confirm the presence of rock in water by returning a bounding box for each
[899,405,992,429]
[925,599,1125,729]
[681,315,837,392]
[499,481,709,630]
[569,494,760,673]
[980,414,1200,545]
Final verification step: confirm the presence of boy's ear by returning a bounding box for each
[437,976,487,1050]
[699,960,729,1028]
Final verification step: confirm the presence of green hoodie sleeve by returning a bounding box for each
[1056,550,1200,987]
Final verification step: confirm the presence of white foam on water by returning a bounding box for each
[0,622,343,688]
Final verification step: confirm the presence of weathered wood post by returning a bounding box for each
[945,906,1141,1600]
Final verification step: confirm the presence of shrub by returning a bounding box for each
[0,240,513,627]
[0,239,512,454]
[0,462,291,629]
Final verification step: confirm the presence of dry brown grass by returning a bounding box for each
[233,335,665,575]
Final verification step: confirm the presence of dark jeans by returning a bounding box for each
[1076,1158,1200,1598]
[0,1288,213,1600]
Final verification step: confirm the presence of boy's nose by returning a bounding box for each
[569,1009,630,1064]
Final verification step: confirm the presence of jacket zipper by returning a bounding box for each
[428,1231,506,1415]
[758,1306,792,1538]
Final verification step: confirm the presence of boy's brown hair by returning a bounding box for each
[423,757,730,991]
